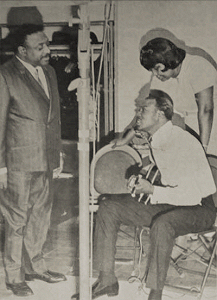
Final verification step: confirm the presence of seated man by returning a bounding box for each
[72,89,216,300]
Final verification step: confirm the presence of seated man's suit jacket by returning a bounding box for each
[0,56,61,172]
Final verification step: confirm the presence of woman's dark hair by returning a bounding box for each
[12,23,44,53]
[140,38,186,72]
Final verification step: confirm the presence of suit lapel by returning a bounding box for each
[42,67,52,99]
[42,66,53,122]
[13,57,51,123]
[14,57,50,103]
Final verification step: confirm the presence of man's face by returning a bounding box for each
[23,31,50,67]
[151,63,176,82]
[136,98,160,134]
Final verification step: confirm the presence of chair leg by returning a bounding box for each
[170,256,185,278]
[198,237,217,300]
[128,226,149,283]
[128,227,143,280]
[198,232,216,257]
[167,231,217,300]
[132,227,141,274]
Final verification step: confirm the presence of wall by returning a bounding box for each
[115,0,217,131]
[0,1,111,41]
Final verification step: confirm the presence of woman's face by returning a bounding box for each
[151,63,178,81]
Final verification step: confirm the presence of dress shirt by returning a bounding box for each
[16,56,49,98]
[150,121,216,206]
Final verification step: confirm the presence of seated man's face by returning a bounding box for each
[136,98,159,134]
[151,63,177,81]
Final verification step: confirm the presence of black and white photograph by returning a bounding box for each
[0,1,216,300]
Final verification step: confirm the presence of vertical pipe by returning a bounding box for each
[114,1,119,133]
[77,4,90,300]
[103,26,109,136]
[108,20,114,132]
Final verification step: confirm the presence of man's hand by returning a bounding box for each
[134,177,154,195]
[0,169,7,189]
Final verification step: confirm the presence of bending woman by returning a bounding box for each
[139,37,217,154]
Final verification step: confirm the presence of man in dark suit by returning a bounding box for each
[0,24,66,297]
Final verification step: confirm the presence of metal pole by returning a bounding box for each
[108,20,114,132]
[77,4,90,300]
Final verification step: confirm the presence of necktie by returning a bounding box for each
[35,67,44,88]
[35,67,49,98]
[148,137,155,164]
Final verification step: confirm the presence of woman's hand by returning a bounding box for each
[110,138,128,148]
[134,177,154,194]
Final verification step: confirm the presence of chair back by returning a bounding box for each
[90,144,142,197]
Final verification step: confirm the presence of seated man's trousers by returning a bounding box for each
[93,194,215,290]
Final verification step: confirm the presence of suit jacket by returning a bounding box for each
[0,56,61,172]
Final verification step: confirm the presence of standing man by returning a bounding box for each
[0,24,66,297]
[72,89,216,300]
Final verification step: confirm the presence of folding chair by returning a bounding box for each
[89,144,144,270]
[163,154,217,299]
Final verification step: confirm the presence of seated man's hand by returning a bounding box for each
[135,177,154,195]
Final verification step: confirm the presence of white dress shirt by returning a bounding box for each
[150,121,216,206]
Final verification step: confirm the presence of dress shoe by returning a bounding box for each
[148,289,162,300]
[92,281,119,299]
[6,282,34,297]
[25,270,66,283]
[71,279,100,300]
[71,280,119,300]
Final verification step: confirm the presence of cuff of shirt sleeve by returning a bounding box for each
[150,186,163,204]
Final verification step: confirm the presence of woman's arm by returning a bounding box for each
[195,86,214,151]
[112,128,136,147]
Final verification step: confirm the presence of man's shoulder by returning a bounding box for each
[171,124,191,138]
[171,125,202,149]
[0,56,18,74]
